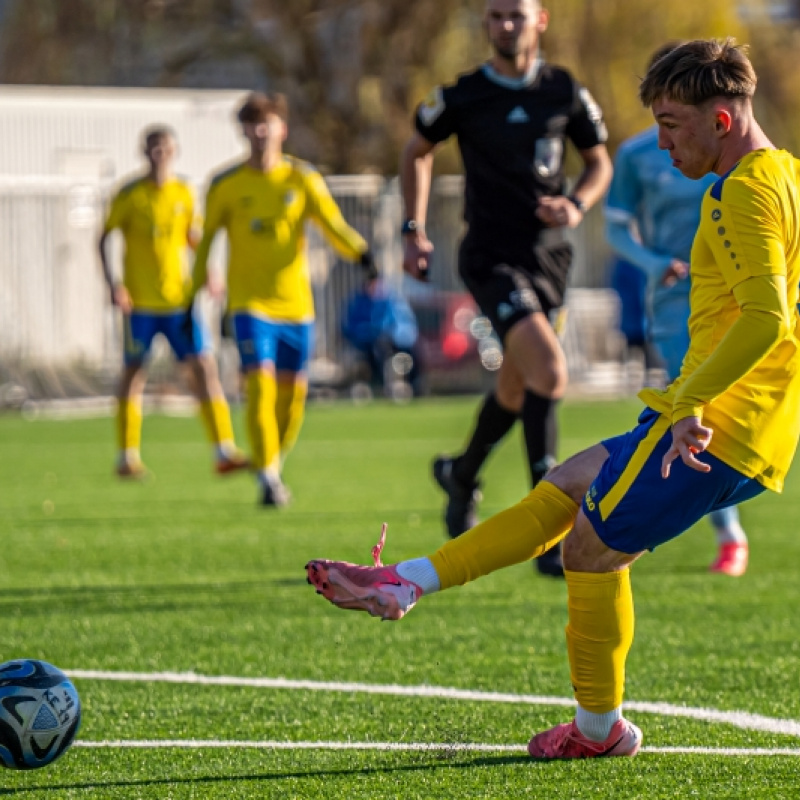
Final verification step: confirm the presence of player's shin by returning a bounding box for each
[199,397,236,448]
[116,397,143,454]
[245,370,280,471]
[521,390,558,487]
[276,377,307,463]
[565,568,634,737]
[429,480,578,589]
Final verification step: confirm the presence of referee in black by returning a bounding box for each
[400,0,612,576]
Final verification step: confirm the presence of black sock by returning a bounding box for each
[521,390,558,488]
[453,393,517,486]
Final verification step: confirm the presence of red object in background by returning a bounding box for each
[442,330,470,360]
[410,291,481,369]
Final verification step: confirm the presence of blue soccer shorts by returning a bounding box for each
[232,313,314,374]
[582,408,765,554]
[123,306,211,366]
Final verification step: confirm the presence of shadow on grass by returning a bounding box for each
[0,753,534,795]
[0,579,306,617]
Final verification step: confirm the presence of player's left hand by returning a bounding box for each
[661,416,713,478]
[660,258,689,287]
[536,196,584,229]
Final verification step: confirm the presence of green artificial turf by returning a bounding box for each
[0,396,798,797]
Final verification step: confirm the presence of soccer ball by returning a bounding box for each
[0,659,81,770]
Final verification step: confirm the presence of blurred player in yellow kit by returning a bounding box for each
[100,126,248,479]
[306,39,800,759]
[193,93,375,506]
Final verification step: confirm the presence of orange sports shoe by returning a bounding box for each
[709,542,749,577]
[215,451,251,475]
[116,460,148,480]
[528,718,642,760]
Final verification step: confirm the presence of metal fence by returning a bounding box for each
[0,172,629,404]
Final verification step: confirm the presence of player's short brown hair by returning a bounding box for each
[639,38,757,108]
[237,92,288,124]
[142,125,176,150]
[646,41,683,73]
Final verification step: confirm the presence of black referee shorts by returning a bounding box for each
[458,234,573,341]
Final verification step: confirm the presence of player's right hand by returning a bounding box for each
[402,234,434,282]
[661,416,713,478]
[112,284,133,315]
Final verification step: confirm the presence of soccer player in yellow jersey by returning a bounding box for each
[193,93,374,506]
[100,126,248,479]
[306,39,800,759]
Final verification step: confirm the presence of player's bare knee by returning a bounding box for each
[541,468,583,506]
[521,359,567,398]
[495,384,524,412]
[563,523,611,573]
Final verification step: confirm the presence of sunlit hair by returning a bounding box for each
[142,125,176,150]
[237,91,288,124]
[639,38,757,108]
[484,0,541,16]
[646,40,684,73]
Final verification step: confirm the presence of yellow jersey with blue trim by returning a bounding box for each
[103,175,197,310]
[640,149,800,492]
[193,157,367,321]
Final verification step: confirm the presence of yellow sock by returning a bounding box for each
[430,481,578,590]
[116,397,143,453]
[199,397,236,447]
[565,568,634,713]
[275,377,308,462]
[245,371,279,471]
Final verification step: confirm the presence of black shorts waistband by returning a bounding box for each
[462,226,565,254]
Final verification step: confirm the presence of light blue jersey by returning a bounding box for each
[605,127,715,376]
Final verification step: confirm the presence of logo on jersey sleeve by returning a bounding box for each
[579,87,608,140]
[418,87,446,127]
[534,138,563,178]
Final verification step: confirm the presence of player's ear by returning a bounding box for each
[536,7,549,33]
[715,109,732,135]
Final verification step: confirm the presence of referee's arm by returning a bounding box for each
[568,143,613,215]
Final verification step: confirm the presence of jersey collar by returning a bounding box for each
[482,58,543,89]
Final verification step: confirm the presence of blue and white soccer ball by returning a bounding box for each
[0,659,81,770]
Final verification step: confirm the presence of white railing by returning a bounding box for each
[0,173,623,400]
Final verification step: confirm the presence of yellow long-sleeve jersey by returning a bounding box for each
[193,157,367,321]
[640,149,800,492]
[103,176,197,310]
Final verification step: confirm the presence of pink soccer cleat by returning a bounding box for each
[305,524,422,621]
[528,718,642,760]
[709,543,748,576]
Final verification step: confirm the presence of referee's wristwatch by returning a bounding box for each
[567,195,587,215]
[401,219,421,236]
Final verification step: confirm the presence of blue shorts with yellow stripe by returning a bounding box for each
[232,313,314,374]
[124,306,210,366]
[582,408,765,554]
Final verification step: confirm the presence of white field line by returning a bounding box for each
[72,740,800,757]
[68,669,800,738]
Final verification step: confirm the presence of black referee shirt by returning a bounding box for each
[415,60,608,250]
